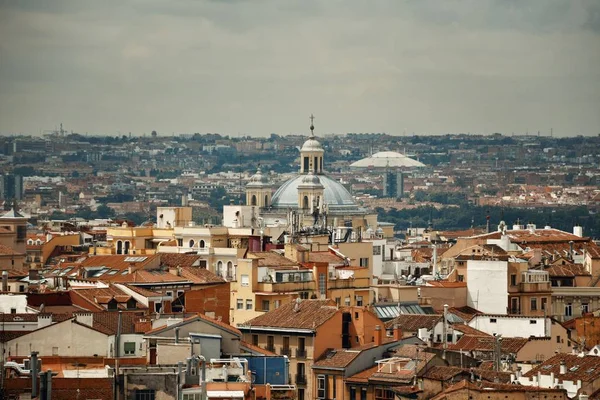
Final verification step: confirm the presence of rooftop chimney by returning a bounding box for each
[393,324,402,341]
[560,360,567,374]
[574,225,583,238]
[374,325,382,346]
[2,270,8,292]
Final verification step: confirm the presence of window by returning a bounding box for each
[317,375,327,399]
[52,347,59,356]
[541,297,547,311]
[582,303,589,314]
[236,299,243,309]
[510,274,517,286]
[154,302,162,313]
[274,300,281,309]
[355,312,359,319]
[373,246,381,256]
[335,297,341,306]
[252,334,259,346]
[350,387,356,400]
[565,303,573,317]
[267,335,274,351]
[246,299,253,310]
[332,376,336,399]
[530,297,538,311]
[319,273,326,296]
[356,296,363,306]
[345,296,351,306]
[135,389,156,400]
[361,388,367,400]
[457,275,464,282]
[124,342,136,355]
[19,285,25,292]
[262,300,270,311]
[490,318,497,323]
[183,394,201,400]
[530,320,537,324]
[359,258,369,268]
[298,389,305,400]
[189,239,195,248]
[241,274,249,287]
[557,335,561,344]
[10,308,16,314]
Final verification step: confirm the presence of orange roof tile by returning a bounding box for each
[243,299,338,331]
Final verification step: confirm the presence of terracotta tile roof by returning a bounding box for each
[346,365,379,383]
[71,285,146,310]
[121,284,163,297]
[447,306,482,322]
[431,379,567,399]
[243,299,338,330]
[546,263,590,277]
[239,341,277,356]
[524,353,600,383]
[80,254,160,270]
[177,267,225,284]
[0,330,30,343]
[0,313,39,322]
[384,314,442,331]
[421,366,512,383]
[0,269,28,278]
[147,313,241,337]
[478,360,494,370]
[314,349,362,369]
[448,335,528,354]
[471,228,589,243]
[307,251,345,264]
[109,269,190,284]
[247,251,299,267]
[451,324,490,337]
[94,311,144,335]
[160,253,204,268]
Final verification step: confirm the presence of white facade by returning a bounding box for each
[468,315,551,338]
[0,294,34,314]
[222,205,259,228]
[466,260,508,314]
[108,333,146,358]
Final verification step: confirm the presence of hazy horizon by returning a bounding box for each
[1,1,599,137]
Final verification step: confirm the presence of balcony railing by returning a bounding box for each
[266,345,275,353]
[295,374,307,385]
[256,281,315,293]
[280,347,291,356]
[296,348,307,359]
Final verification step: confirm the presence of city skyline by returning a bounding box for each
[0,0,599,137]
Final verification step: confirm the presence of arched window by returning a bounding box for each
[264,195,269,207]
[116,241,123,255]
[199,240,205,248]
[303,196,309,209]
[217,261,223,277]
[189,239,195,248]
[227,261,233,279]
[251,195,257,206]
[124,241,130,255]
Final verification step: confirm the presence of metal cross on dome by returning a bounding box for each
[309,114,315,136]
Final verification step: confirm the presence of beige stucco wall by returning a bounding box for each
[6,319,108,358]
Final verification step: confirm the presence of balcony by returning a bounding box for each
[266,345,276,353]
[295,348,307,359]
[327,277,371,290]
[520,271,551,293]
[256,280,315,293]
[280,347,291,357]
[295,374,307,385]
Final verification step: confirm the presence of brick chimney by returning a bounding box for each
[374,325,382,346]
[393,324,403,341]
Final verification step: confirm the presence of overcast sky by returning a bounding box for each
[0,0,599,137]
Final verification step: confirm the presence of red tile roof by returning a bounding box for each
[524,353,600,383]
[546,263,590,277]
[421,366,511,383]
[448,335,528,354]
[430,379,567,399]
[243,299,338,331]
[247,251,299,267]
[314,349,362,369]
[384,314,442,331]
[447,306,481,322]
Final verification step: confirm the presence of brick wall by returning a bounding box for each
[185,283,231,324]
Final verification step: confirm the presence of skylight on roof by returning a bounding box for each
[586,368,595,373]
[570,366,579,372]
[124,256,147,262]
[121,270,129,275]
[106,270,119,275]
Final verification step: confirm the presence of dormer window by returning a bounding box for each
[107,298,118,311]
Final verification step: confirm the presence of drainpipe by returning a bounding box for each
[31,351,39,398]
[40,369,52,400]
[116,311,122,358]
[177,361,184,400]
[199,356,207,400]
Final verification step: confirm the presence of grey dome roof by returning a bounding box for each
[271,174,363,213]
[301,138,324,153]
[300,173,322,186]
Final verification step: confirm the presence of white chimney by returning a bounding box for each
[560,360,567,374]
[574,226,583,237]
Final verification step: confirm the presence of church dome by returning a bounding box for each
[301,138,324,153]
[271,174,362,213]
[246,167,269,188]
[300,173,322,186]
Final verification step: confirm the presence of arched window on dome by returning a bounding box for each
[314,156,318,172]
[217,261,223,277]
[264,195,269,207]
[189,239,195,248]
[303,196,309,209]
[116,241,123,255]
[303,157,309,172]
[199,240,205,248]
[320,157,323,172]
[251,195,257,206]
